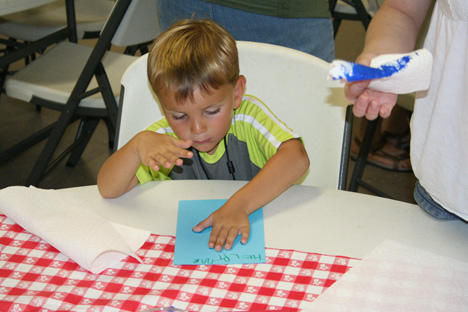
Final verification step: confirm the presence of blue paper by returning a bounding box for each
[174,199,266,266]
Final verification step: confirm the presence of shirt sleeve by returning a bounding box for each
[232,96,302,168]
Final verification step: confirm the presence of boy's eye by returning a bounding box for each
[172,114,186,120]
[206,108,221,115]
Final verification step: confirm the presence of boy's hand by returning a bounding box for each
[193,203,250,251]
[135,131,193,171]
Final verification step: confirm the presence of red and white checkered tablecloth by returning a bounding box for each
[0,214,360,311]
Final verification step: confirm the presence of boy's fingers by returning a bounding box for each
[192,215,213,233]
[146,152,183,169]
[146,158,160,171]
[213,227,229,251]
[180,149,193,159]
[151,164,160,171]
[216,225,249,251]
[172,137,193,149]
[163,153,184,167]
[223,227,243,251]
[152,154,172,169]
[240,225,250,245]
[168,139,193,159]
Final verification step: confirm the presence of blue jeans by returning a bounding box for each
[414,181,461,220]
[157,0,335,62]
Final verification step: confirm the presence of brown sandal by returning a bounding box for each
[383,128,410,150]
[351,137,412,172]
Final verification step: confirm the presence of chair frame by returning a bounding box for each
[0,0,134,186]
[340,105,353,190]
[0,0,115,91]
[347,118,392,197]
[329,0,372,37]
[0,0,77,68]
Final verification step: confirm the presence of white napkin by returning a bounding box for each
[0,186,150,274]
[368,49,433,94]
[329,49,433,94]
[311,240,468,311]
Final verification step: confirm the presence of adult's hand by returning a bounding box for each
[344,53,398,120]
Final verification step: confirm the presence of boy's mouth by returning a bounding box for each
[193,138,211,145]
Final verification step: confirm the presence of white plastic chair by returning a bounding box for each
[0,0,113,41]
[1,0,161,186]
[117,41,353,190]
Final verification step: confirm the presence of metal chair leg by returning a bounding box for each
[348,117,393,199]
[348,118,378,192]
[338,105,354,190]
[25,98,82,186]
[103,118,115,149]
[66,117,100,167]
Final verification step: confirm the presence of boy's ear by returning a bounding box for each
[233,75,246,109]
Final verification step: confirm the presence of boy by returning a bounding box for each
[97,19,309,251]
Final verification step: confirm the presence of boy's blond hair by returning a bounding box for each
[147,19,239,104]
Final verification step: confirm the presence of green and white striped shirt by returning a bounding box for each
[136,95,300,183]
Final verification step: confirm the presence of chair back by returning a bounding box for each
[108,0,161,47]
[237,41,351,189]
[117,53,163,151]
[117,41,351,189]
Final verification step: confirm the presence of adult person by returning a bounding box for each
[156,0,335,62]
[157,0,412,173]
[345,0,468,221]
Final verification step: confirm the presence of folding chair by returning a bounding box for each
[1,0,161,186]
[329,0,380,37]
[0,0,114,91]
[0,0,113,42]
[116,41,353,190]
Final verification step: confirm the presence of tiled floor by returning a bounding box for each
[0,20,417,204]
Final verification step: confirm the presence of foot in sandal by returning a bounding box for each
[351,131,412,172]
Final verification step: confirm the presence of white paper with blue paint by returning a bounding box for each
[328,49,433,94]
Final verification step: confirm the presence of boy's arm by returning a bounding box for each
[97,138,142,199]
[193,138,309,251]
[97,131,193,198]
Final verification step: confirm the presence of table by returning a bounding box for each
[2,181,468,311]
[65,180,468,262]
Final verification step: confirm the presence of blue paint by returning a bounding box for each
[330,53,414,82]
[378,54,412,77]
[342,63,392,81]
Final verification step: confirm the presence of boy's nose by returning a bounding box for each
[191,119,207,135]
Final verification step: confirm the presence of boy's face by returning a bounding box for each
[158,76,246,155]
